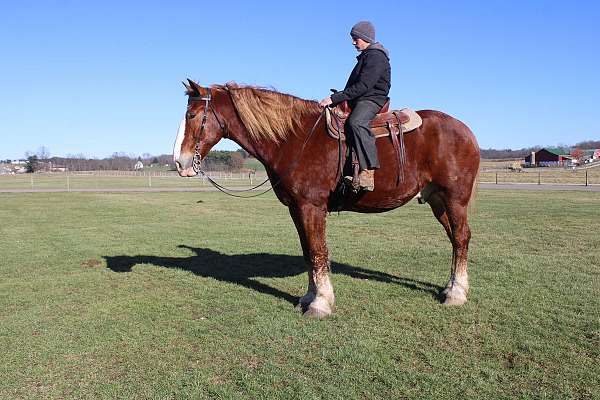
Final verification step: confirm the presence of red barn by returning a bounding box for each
[524,148,571,167]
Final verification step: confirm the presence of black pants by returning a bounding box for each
[346,100,381,170]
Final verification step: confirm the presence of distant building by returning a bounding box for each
[524,148,572,167]
[581,149,600,160]
[0,166,12,175]
[134,160,144,170]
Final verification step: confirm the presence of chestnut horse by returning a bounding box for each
[174,80,480,318]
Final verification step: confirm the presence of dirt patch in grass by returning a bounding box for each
[80,259,102,268]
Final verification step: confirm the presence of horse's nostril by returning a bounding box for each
[175,161,183,170]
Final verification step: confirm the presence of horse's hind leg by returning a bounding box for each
[289,203,335,318]
[427,192,457,301]
[428,192,453,241]
[442,199,472,305]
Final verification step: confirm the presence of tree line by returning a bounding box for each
[7,140,599,172]
[11,148,251,173]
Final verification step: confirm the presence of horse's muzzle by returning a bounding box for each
[175,156,198,177]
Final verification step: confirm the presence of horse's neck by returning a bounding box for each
[217,90,321,174]
[236,115,322,175]
[229,131,284,173]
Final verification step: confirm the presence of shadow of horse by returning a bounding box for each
[103,245,443,305]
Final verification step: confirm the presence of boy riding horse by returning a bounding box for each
[319,21,391,191]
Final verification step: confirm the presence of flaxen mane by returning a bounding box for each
[216,84,321,143]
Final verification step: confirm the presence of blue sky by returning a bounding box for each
[1,0,599,159]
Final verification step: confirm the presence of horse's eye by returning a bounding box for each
[187,112,196,119]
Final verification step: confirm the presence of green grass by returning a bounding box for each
[0,190,598,399]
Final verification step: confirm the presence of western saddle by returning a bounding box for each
[325,100,422,190]
[325,100,422,140]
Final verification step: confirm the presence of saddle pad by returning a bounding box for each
[326,108,422,140]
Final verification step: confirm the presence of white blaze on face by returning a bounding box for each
[173,117,186,162]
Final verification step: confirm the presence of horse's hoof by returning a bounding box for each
[443,293,467,306]
[302,296,332,318]
[303,305,332,319]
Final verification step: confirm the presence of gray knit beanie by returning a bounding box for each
[350,21,375,43]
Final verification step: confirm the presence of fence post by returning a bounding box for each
[31,174,34,189]
[67,175,70,192]
[585,169,588,186]
[495,172,498,185]
[538,171,541,185]
[149,173,152,188]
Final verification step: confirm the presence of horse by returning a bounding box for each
[173,79,480,318]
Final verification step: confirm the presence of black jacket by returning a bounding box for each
[330,42,391,108]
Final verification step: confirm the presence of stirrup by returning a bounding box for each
[360,183,375,192]
[343,175,361,193]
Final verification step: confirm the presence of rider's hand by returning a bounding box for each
[319,96,333,107]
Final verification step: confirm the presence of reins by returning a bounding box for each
[188,87,326,198]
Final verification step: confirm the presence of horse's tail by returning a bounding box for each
[467,132,481,215]
[467,128,481,213]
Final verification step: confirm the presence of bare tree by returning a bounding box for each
[37,146,51,160]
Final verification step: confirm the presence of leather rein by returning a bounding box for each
[188,88,326,198]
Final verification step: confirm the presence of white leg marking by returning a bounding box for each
[305,272,335,318]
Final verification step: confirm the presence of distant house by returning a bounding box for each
[582,149,600,160]
[524,148,572,167]
[134,160,144,170]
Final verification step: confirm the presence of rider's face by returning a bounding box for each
[351,36,371,52]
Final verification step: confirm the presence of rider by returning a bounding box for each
[320,21,391,191]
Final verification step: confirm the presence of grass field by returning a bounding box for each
[0,172,267,190]
[2,162,600,191]
[479,167,600,185]
[0,190,598,399]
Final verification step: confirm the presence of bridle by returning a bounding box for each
[187,87,277,198]
[186,86,327,198]
[188,88,228,174]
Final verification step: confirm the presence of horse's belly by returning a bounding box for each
[340,186,420,213]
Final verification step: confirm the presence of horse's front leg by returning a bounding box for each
[289,203,334,318]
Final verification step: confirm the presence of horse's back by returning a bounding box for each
[339,109,479,212]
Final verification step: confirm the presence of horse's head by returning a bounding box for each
[173,79,227,177]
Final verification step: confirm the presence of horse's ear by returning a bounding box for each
[182,80,192,93]
[187,79,203,96]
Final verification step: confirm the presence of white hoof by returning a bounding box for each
[303,297,333,318]
[443,285,468,306]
